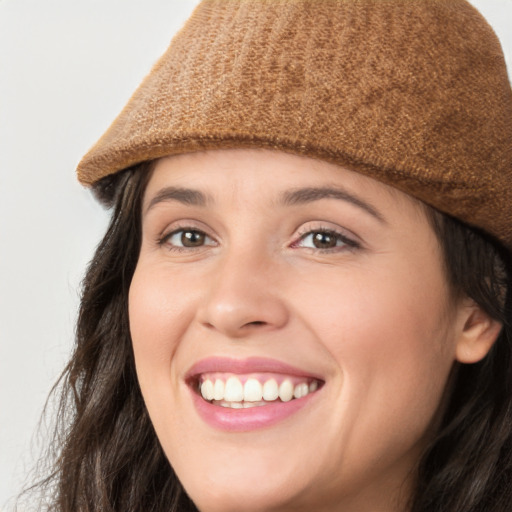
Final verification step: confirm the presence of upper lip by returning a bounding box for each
[185,356,323,381]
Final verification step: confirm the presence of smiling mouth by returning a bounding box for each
[194,373,323,409]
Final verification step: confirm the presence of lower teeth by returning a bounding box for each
[215,400,274,409]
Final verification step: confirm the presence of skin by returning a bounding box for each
[129,149,498,512]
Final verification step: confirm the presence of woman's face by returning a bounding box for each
[129,149,467,512]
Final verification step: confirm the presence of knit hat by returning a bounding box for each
[77,0,512,251]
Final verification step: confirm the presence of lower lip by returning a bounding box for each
[190,390,318,432]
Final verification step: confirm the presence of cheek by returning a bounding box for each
[129,269,175,363]
[291,258,457,454]
[292,256,454,360]
[129,258,204,353]
[128,263,196,418]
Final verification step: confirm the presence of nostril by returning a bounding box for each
[198,291,289,336]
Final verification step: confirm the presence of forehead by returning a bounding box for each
[144,148,424,217]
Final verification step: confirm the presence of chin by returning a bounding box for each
[185,482,315,512]
[190,491,289,512]
[171,446,322,512]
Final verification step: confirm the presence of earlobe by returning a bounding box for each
[455,304,503,364]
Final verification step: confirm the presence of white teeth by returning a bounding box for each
[244,378,263,402]
[199,376,320,404]
[213,379,225,401]
[243,401,267,408]
[200,380,214,400]
[279,380,294,402]
[293,382,309,399]
[217,400,267,409]
[224,376,244,402]
[262,378,279,401]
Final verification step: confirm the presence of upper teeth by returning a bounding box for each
[199,375,319,404]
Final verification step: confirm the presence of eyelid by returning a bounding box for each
[166,229,215,246]
[290,222,361,251]
[157,221,218,250]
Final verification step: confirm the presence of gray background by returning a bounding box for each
[1,1,511,509]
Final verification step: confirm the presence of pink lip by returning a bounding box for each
[185,356,322,380]
[186,357,323,432]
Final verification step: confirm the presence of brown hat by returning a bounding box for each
[77,0,512,251]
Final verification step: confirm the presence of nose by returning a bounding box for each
[197,250,289,338]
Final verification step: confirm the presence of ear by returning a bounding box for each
[455,301,503,364]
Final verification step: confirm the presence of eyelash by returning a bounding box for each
[158,226,216,252]
[292,226,360,252]
[157,225,360,253]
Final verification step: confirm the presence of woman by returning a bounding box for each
[39,0,511,511]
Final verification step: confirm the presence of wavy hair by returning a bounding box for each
[31,163,512,512]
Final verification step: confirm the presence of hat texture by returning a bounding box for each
[77,0,512,250]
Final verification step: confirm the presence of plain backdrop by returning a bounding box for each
[1,1,511,509]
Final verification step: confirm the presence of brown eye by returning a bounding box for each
[311,231,337,249]
[163,228,215,250]
[181,230,206,247]
[294,229,358,251]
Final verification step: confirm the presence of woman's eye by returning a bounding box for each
[162,229,215,249]
[295,230,357,251]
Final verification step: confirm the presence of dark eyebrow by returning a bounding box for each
[280,186,386,223]
[145,187,210,214]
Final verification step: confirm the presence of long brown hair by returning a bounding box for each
[31,163,512,511]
